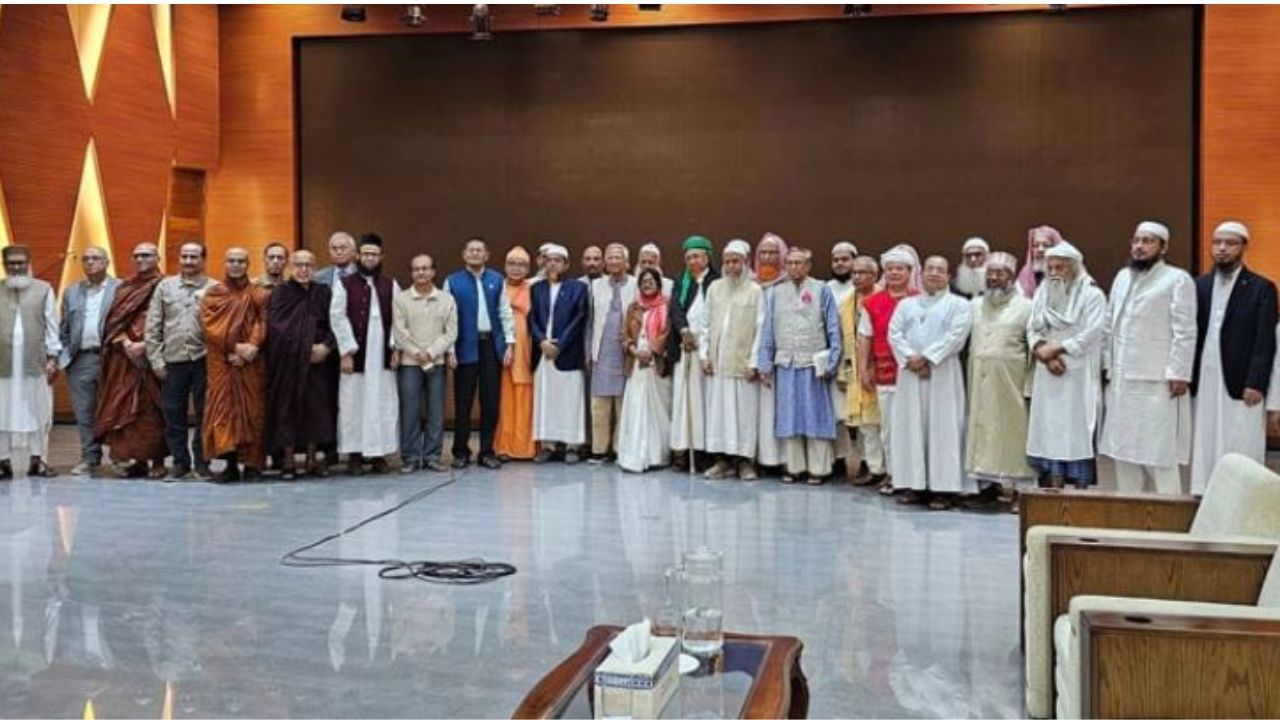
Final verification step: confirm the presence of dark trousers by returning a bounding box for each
[452,336,501,460]
[398,365,446,464]
[162,359,206,469]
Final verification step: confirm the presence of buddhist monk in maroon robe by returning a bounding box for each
[94,243,167,478]
[201,248,269,482]
[265,249,338,477]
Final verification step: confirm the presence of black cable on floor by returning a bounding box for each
[279,474,516,585]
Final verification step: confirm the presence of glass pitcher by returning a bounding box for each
[659,546,724,656]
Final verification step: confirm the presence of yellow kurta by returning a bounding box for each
[839,289,880,426]
[965,292,1034,481]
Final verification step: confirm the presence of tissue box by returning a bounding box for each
[593,634,680,719]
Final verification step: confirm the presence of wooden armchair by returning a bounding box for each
[1020,454,1280,718]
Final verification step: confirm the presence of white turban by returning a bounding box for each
[831,241,858,257]
[1214,221,1250,242]
[962,237,990,254]
[537,243,553,256]
[987,251,1018,274]
[542,243,569,260]
[880,246,918,268]
[1135,221,1170,242]
[1045,240,1084,263]
[723,239,750,258]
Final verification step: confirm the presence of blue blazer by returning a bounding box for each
[59,277,120,369]
[529,279,589,373]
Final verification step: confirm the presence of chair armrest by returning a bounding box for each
[1023,531,1275,719]
[1077,604,1280,718]
[1019,488,1199,560]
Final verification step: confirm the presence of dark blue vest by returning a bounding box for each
[447,267,507,364]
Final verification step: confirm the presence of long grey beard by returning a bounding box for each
[4,275,31,290]
[954,265,986,296]
[984,285,1014,306]
[1046,278,1071,312]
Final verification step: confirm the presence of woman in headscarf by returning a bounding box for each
[617,268,674,472]
[634,242,675,297]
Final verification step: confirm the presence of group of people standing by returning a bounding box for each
[0,219,1273,507]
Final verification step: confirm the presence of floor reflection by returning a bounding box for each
[1,433,1024,718]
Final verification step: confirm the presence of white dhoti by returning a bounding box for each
[670,353,706,452]
[0,309,54,460]
[757,381,781,466]
[533,362,587,445]
[704,374,758,459]
[616,365,671,472]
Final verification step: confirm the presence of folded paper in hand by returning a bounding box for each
[812,349,831,379]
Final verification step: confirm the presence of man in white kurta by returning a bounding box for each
[826,241,859,473]
[1191,221,1278,493]
[965,251,1034,497]
[1098,221,1196,494]
[670,236,718,468]
[1025,241,1108,488]
[331,237,401,471]
[0,246,62,478]
[888,256,972,508]
[699,239,763,480]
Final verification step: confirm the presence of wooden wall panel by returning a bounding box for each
[174,4,219,169]
[207,3,1067,263]
[94,4,177,269]
[1202,5,1280,281]
[0,5,93,284]
[165,167,206,272]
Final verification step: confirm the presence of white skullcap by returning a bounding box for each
[881,246,918,267]
[542,243,569,260]
[723,239,750,258]
[638,242,661,256]
[537,243,553,256]
[962,237,990,253]
[831,241,858,257]
[1135,221,1170,242]
[1045,240,1083,263]
[987,251,1018,274]
[1214,221,1250,241]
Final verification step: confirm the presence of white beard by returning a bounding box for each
[4,274,31,290]
[954,264,986,296]
[984,285,1014,306]
[1046,277,1070,313]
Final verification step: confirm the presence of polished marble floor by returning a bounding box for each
[1,427,1035,718]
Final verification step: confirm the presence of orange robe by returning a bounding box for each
[495,280,535,459]
[200,278,269,466]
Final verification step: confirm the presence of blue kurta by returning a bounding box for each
[757,282,842,440]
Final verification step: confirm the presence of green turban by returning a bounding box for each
[677,235,715,308]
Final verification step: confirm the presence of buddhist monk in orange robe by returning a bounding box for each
[201,247,269,482]
[94,243,168,478]
[495,246,536,460]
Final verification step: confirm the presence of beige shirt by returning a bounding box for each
[145,274,212,368]
[392,284,458,367]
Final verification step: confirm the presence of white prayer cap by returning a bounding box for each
[880,244,918,267]
[638,242,660,256]
[1134,221,1170,242]
[723,239,751,258]
[1214,220,1250,241]
[987,251,1018,274]
[537,242,553,256]
[542,243,569,260]
[1045,240,1084,263]
[831,241,858,257]
[962,237,990,253]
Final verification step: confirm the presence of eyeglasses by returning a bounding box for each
[132,253,157,259]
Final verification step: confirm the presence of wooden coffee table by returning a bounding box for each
[513,625,808,719]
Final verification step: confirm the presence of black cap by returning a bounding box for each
[359,232,383,248]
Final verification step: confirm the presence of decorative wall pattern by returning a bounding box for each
[0,3,217,292]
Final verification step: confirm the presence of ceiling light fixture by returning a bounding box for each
[471,4,492,41]
[340,5,366,22]
[589,4,609,22]
[401,4,426,27]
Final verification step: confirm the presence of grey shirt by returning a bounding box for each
[145,274,212,369]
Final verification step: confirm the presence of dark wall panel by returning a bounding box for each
[298,6,1195,287]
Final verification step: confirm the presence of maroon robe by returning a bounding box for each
[265,280,338,450]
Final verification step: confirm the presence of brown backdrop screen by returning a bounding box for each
[297,6,1196,287]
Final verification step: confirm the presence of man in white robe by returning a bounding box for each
[1025,241,1107,488]
[669,236,718,470]
[699,239,763,480]
[530,244,591,462]
[1099,221,1196,494]
[888,256,972,509]
[0,246,61,478]
[331,234,401,473]
[1191,221,1278,493]
[826,241,859,475]
[965,251,1034,505]
[953,236,988,299]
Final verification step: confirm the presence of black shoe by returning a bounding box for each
[451,456,471,470]
[479,455,502,470]
[0,460,11,480]
[533,449,554,464]
[370,458,391,474]
[170,464,191,480]
[400,461,421,475]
